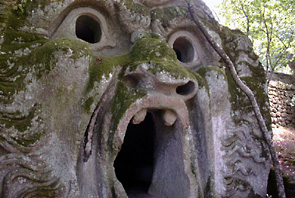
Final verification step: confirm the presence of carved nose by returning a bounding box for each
[122,68,198,100]
[176,81,196,97]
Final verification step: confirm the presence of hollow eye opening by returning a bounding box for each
[173,37,194,63]
[76,15,102,43]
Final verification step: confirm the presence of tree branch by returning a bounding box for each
[186,1,286,197]
[239,0,250,36]
[261,4,273,73]
[266,50,286,87]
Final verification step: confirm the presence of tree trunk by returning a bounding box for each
[186,1,286,197]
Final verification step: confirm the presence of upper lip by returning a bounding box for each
[115,94,190,145]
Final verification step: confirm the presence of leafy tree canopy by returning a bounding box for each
[218,0,295,75]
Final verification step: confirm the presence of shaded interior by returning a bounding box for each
[114,112,155,195]
[75,15,101,43]
[176,81,196,96]
[173,37,194,63]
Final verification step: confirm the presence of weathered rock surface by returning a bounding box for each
[268,72,295,128]
[0,0,271,197]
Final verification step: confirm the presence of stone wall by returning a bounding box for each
[268,73,295,128]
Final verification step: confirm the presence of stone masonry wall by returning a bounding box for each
[268,73,295,128]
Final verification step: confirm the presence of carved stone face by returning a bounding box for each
[0,0,271,197]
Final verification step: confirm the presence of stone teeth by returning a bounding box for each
[132,109,147,124]
[163,110,177,126]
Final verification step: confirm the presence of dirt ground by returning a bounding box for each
[273,128,295,181]
[272,127,295,197]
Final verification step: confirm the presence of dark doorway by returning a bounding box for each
[114,112,154,195]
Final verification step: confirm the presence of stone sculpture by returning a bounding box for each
[0,0,272,197]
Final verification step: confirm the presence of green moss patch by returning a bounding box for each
[225,70,249,111]
[111,81,147,131]
[130,38,177,62]
[106,81,147,154]
[191,70,206,88]
[116,0,150,17]
[0,37,92,104]
[86,55,129,92]
[0,107,36,132]
[151,6,188,29]
[83,97,94,112]
[240,76,271,128]
[31,37,92,77]
[225,69,271,129]
[1,36,92,146]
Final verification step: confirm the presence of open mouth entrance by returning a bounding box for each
[114,112,154,196]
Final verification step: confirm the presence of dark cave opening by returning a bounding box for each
[114,112,155,195]
[75,15,101,43]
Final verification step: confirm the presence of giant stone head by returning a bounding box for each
[0,0,272,197]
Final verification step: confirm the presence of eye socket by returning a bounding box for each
[51,7,117,52]
[75,15,102,43]
[172,37,194,63]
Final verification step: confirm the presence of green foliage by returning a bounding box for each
[219,0,295,74]
[13,0,28,14]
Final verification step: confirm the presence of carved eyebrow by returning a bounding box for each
[150,6,189,36]
[49,1,115,37]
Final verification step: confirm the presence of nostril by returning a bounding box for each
[122,74,141,88]
[176,81,196,96]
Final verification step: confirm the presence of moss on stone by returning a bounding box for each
[111,81,147,131]
[86,55,129,92]
[0,0,47,33]
[206,22,271,130]
[0,5,45,103]
[128,37,198,80]
[196,66,227,96]
[247,61,266,78]
[241,76,272,130]
[106,80,147,156]
[217,26,247,66]
[225,71,254,115]
[84,96,94,112]
[1,107,35,132]
[197,65,226,78]
[151,6,188,29]
[31,37,92,77]
[225,69,272,130]
[205,175,215,198]
[130,37,177,62]
[14,0,59,16]
[191,69,207,89]
[1,34,92,142]
[12,130,44,147]
[1,37,91,104]
[120,0,150,17]
[31,179,61,197]
[149,60,196,80]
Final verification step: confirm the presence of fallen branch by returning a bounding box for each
[186,1,286,197]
